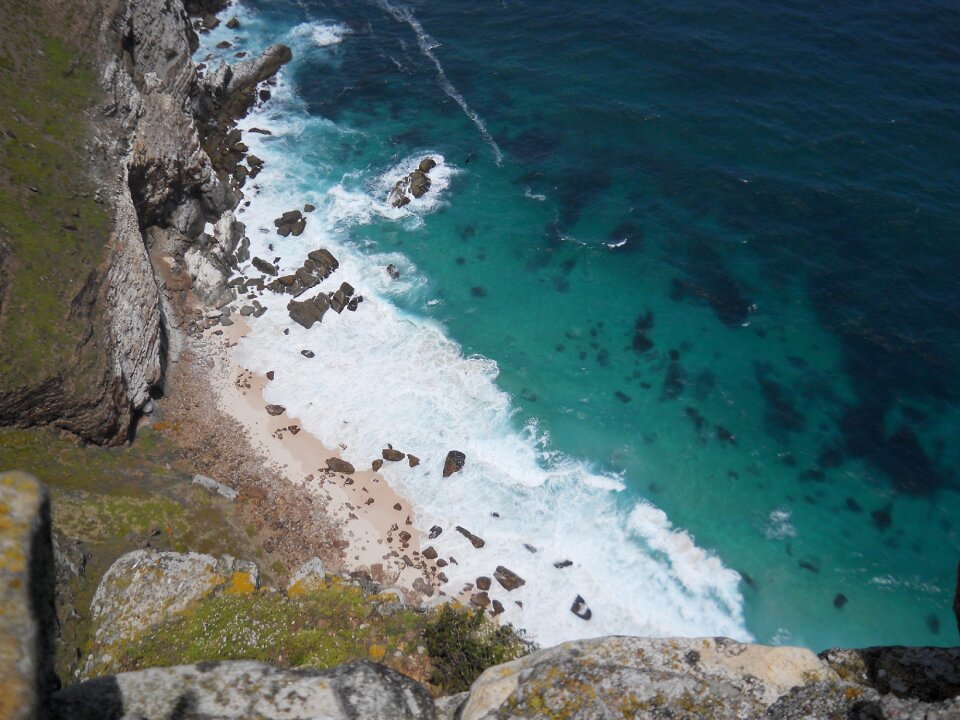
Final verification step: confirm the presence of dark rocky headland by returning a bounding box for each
[1,1,959,718]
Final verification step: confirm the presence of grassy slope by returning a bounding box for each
[0,0,110,390]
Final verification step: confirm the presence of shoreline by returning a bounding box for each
[199,316,441,602]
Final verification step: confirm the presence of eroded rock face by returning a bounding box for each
[53,661,438,720]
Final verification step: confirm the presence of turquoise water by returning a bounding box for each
[200,0,960,649]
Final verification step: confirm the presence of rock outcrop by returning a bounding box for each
[0,0,290,444]
[0,472,57,720]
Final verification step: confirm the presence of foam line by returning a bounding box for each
[377,0,504,166]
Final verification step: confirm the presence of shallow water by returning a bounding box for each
[199,0,960,650]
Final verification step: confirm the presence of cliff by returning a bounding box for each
[0,0,281,444]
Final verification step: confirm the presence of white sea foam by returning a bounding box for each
[213,8,750,648]
[377,0,504,166]
[764,508,797,540]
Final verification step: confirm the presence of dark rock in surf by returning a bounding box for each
[251,256,277,276]
[428,526,442,540]
[476,576,491,591]
[382,448,405,462]
[455,526,485,549]
[265,404,285,416]
[443,450,466,478]
[418,157,437,173]
[571,594,592,620]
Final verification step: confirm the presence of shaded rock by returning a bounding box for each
[428,526,442,539]
[372,459,384,472]
[265,404,285,415]
[0,472,56,720]
[476,576,492,591]
[422,546,438,560]
[442,450,466,477]
[386,264,400,280]
[382,448,405,462]
[54,660,437,720]
[494,565,525,591]
[455,526,485,549]
[326,458,356,475]
[226,17,239,29]
[570,594,592,620]
[819,646,960,703]
[412,577,435,597]
[418,157,437,173]
[407,454,420,467]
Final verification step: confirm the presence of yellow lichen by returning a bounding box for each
[225,571,256,596]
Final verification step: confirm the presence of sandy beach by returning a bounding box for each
[199,315,444,601]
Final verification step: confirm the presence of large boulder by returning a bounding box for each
[442,450,466,478]
[52,660,437,720]
[0,472,57,720]
[196,45,293,125]
[83,550,259,678]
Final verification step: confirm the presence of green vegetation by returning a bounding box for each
[110,581,534,694]
[422,604,535,693]
[0,2,111,389]
[0,427,263,682]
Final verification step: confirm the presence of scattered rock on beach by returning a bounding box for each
[494,565,526,591]
[372,459,383,472]
[476,576,491,591]
[428,526,442,539]
[455,526,485,549]
[407,454,420,467]
[571,594,592,620]
[554,559,573,569]
[470,591,490,609]
[422,546,438,560]
[265,404,286,416]
[326,458,355,475]
[442,450,466,478]
[386,264,400,280]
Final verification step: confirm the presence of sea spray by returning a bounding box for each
[216,36,750,648]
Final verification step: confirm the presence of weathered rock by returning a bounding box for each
[83,550,259,678]
[372,459,384,472]
[386,263,400,280]
[195,44,293,126]
[251,256,278,275]
[225,17,239,29]
[286,557,325,596]
[412,577,435,597]
[265,404,286,415]
[0,472,56,720]
[409,170,431,198]
[442,450,466,477]
[382,448,405,462]
[418,157,437,173]
[287,294,329,328]
[407,454,420,467]
[422,546,438,560]
[470,592,490,609]
[476,576,491,591]
[459,636,836,720]
[326,458,356,475]
[192,473,238,500]
[819,646,960,703]
[570,594,592,620]
[493,565,525,591]
[455,526,485,549]
[53,660,438,720]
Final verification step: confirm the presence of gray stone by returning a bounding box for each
[251,256,277,276]
[191,473,238,500]
[53,660,438,720]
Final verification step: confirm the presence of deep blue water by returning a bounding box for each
[202,0,960,648]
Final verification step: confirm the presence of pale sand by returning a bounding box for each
[203,315,442,601]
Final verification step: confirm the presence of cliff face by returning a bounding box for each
[0,0,280,444]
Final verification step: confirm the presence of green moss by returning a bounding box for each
[113,580,424,673]
[0,5,110,390]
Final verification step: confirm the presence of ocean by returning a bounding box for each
[197,0,960,650]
